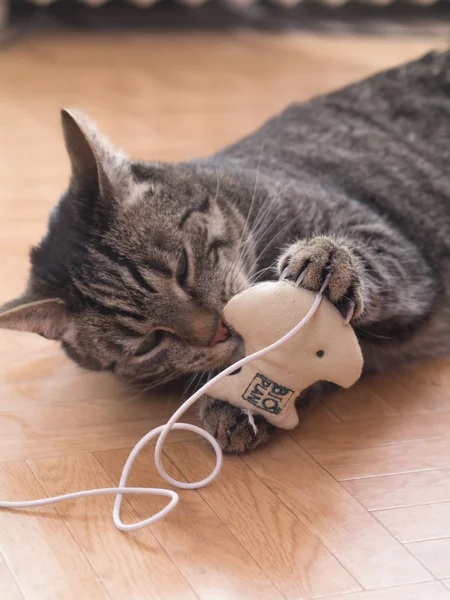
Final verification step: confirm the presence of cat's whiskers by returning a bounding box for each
[213,167,222,203]
[227,197,285,290]
[225,143,267,288]
[355,327,394,340]
[236,143,265,253]
[180,373,196,399]
[119,382,150,402]
[181,371,203,399]
[229,181,291,287]
[247,183,288,241]
[227,192,277,286]
[134,367,184,390]
[228,218,298,298]
[248,218,299,280]
[228,179,268,279]
[249,265,273,284]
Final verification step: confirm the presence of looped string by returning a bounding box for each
[0,291,324,531]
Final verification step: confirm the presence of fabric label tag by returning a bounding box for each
[242,372,295,415]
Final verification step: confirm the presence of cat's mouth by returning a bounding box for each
[209,319,231,347]
[210,327,244,368]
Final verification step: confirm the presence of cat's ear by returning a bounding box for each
[61,109,140,209]
[0,293,67,340]
[61,108,111,197]
[61,108,100,191]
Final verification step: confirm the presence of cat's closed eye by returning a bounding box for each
[176,248,189,290]
[136,330,165,356]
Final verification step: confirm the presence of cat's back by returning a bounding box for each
[219,50,450,256]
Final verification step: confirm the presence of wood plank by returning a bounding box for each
[0,342,191,418]
[0,332,198,463]
[0,461,109,600]
[314,438,450,480]
[0,555,23,600]
[165,440,360,599]
[365,360,450,415]
[0,400,196,436]
[293,411,450,454]
[405,538,450,579]
[374,502,450,543]
[0,417,197,462]
[324,581,450,600]
[29,453,195,600]
[324,382,399,421]
[97,446,283,600]
[342,469,450,510]
[243,434,431,589]
[0,371,189,419]
[295,398,342,431]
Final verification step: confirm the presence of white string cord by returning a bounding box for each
[0,292,323,531]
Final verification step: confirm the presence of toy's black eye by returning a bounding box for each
[177,249,189,289]
[136,330,164,356]
[316,350,325,358]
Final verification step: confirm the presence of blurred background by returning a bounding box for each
[2,0,450,35]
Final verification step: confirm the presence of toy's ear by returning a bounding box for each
[223,281,303,346]
[0,293,67,340]
[223,285,263,336]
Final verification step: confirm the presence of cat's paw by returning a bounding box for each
[198,395,275,454]
[277,236,364,320]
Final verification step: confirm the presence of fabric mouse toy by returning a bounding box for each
[210,281,364,429]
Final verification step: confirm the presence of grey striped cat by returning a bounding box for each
[2,50,450,453]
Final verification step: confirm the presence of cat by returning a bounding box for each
[1,50,450,454]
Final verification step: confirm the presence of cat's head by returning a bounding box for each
[0,110,254,384]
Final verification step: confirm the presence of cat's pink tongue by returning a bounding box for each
[210,319,230,346]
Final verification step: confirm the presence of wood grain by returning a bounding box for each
[342,469,450,510]
[0,462,109,600]
[296,398,342,429]
[243,435,431,589]
[324,381,399,421]
[324,581,450,600]
[165,440,360,599]
[374,502,450,543]
[364,361,450,414]
[97,447,283,600]
[313,438,450,480]
[405,538,450,579]
[28,453,195,600]
[0,554,23,600]
[294,411,450,453]
[0,416,197,462]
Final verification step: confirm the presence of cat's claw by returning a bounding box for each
[295,264,310,286]
[277,236,364,321]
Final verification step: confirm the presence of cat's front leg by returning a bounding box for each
[198,395,275,454]
[277,235,366,322]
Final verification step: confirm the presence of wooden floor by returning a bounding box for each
[1,31,450,600]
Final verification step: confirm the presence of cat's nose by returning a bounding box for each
[209,318,231,347]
